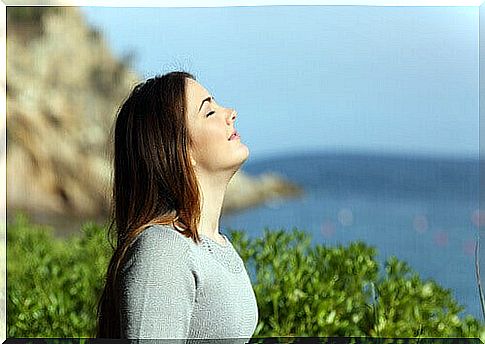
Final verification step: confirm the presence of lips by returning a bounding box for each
[228,130,239,140]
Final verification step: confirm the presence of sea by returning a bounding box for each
[220,150,484,321]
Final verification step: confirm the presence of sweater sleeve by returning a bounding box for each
[119,226,196,340]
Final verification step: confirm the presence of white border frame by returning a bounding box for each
[1,1,482,342]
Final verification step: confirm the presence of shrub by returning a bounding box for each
[6,212,485,340]
[229,226,485,339]
[7,6,63,37]
[7,212,111,337]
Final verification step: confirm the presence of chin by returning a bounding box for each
[227,150,249,174]
[239,145,250,164]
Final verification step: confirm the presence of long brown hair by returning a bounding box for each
[95,71,204,338]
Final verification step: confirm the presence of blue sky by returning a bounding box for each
[81,5,478,161]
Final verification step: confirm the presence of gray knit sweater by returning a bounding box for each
[118,223,259,342]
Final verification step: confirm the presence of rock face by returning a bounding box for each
[7,7,303,225]
[7,7,139,219]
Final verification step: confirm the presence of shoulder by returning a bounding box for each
[121,224,195,275]
[132,224,193,257]
[137,223,191,245]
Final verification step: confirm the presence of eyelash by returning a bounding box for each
[206,111,215,117]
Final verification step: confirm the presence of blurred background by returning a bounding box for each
[6,4,484,321]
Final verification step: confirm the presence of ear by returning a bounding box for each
[187,145,197,167]
[191,156,197,167]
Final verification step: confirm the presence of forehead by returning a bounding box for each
[186,79,210,115]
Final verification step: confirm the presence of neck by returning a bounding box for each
[194,169,235,239]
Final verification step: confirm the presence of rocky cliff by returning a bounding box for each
[6,7,302,229]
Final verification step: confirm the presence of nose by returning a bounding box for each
[227,109,237,123]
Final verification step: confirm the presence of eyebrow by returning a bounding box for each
[198,96,214,113]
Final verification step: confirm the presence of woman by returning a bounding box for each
[95,71,259,340]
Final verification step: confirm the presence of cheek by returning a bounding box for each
[191,127,219,153]
[197,124,226,143]
[189,120,230,156]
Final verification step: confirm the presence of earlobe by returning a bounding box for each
[188,145,197,167]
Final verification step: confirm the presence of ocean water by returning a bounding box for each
[220,151,484,321]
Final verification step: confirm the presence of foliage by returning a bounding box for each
[7,6,63,34]
[229,226,485,339]
[7,212,485,340]
[7,212,112,337]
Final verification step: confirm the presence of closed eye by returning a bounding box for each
[206,111,215,117]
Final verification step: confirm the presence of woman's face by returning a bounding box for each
[185,78,249,173]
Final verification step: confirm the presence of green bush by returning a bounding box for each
[7,212,485,340]
[229,227,485,339]
[7,212,111,337]
[7,7,63,33]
